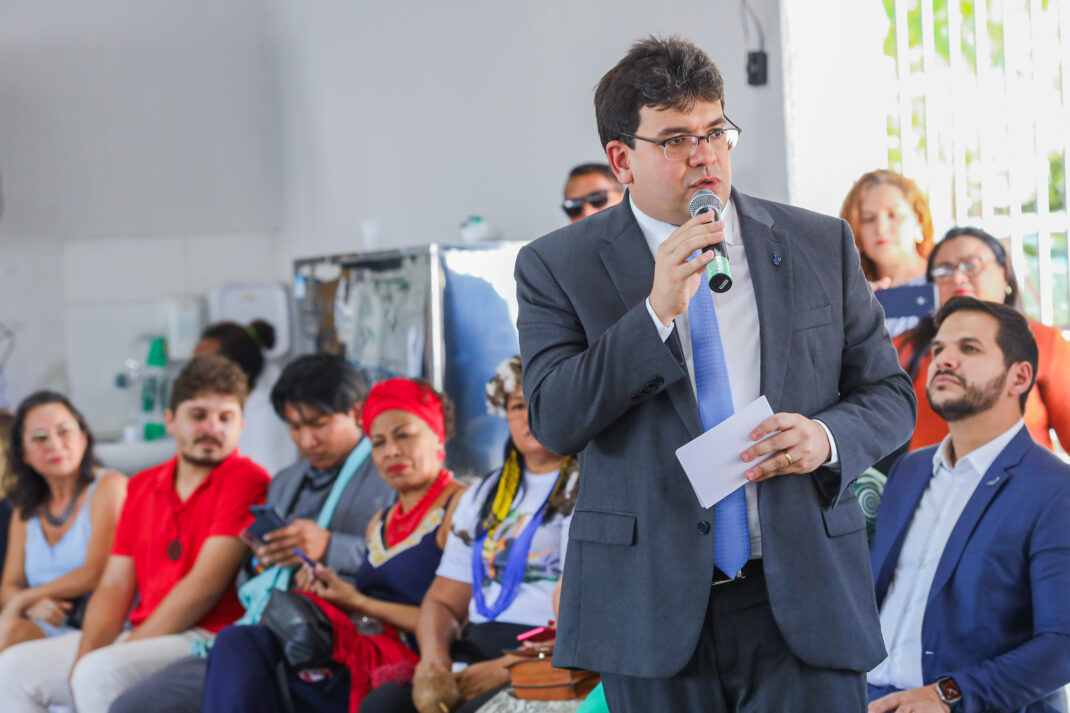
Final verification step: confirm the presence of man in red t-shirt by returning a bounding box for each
[0,356,269,713]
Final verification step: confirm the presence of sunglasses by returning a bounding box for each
[562,189,614,219]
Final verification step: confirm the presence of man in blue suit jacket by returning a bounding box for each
[869,296,1070,713]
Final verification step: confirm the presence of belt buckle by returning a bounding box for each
[712,569,746,586]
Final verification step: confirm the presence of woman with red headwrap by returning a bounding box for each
[201,378,465,713]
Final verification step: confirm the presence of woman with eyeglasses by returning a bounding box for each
[840,170,935,336]
[894,227,1070,453]
[0,392,126,652]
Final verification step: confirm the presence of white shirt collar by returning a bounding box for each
[628,193,740,249]
[931,419,1026,478]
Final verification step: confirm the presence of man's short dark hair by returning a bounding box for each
[933,296,1038,411]
[270,354,370,420]
[595,36,724,149]
[567,163,620,185]
[169,355,249,411]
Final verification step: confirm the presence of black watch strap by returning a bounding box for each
[935,676,962,709]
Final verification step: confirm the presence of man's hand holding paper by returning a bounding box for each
[675,396,833,508]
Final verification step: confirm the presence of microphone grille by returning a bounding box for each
[689,189,722,218]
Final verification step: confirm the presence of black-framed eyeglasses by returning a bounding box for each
[619,115,742,160]
[561,189,615,218]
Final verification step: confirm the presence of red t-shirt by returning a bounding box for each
[112,451,270,632]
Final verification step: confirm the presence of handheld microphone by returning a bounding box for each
[689,189,732,293]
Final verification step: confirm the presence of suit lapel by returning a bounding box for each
[733,191,792,408]
[598,198,702,437]
[925,429,1031,606]
[872,457,936,602]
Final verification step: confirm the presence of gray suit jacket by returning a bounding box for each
[515,190,916,678]
[266,442,395,579]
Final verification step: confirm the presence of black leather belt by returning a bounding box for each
[712,558,763,586]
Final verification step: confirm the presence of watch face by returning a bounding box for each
[938,677,962,703]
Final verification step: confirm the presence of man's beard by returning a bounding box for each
[180,452,226,468]
[926,370,1006,422]
[180,437,226,468]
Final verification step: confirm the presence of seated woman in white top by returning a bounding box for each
[0,392,126,651]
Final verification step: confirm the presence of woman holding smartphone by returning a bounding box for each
[201,378,464,713]
[360,356,580,713]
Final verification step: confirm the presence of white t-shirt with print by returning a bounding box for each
[437,468,571,626]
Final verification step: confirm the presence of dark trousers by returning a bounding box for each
[358,622,529,713]
[201,625,350,713]
[601,574,867,713]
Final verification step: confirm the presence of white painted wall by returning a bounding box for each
[0,0,284,410]
[780,0,893,216]
[271,0,789,261]
[0,0,792,418]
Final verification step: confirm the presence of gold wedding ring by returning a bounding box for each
[784,451,794,466]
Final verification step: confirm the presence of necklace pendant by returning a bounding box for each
[167,540,182,561]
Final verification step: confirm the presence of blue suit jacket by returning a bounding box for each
[870,428,1070,713]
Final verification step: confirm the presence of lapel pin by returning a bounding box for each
[986,476,1001,486]
[772,252,782,266]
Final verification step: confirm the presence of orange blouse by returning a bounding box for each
[895,320,1070,452]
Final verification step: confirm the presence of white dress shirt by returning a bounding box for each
[633,196,839,559]
[868,420,1026,689]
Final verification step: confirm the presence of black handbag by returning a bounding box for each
[260,589,334,669]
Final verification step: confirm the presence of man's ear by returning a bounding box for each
[164,408,175,433]
[605,141,634,185]
[351,401,363,425]
[1007,361,1034,400]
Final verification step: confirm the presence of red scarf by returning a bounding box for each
[299,592,417,713]
[385,468,452,548]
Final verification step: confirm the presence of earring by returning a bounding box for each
[1006,284,1013,295]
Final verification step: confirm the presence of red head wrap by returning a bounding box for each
[361,378,445,443]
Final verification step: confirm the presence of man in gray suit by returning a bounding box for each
[516,37,916,711]
[108,354,395,713]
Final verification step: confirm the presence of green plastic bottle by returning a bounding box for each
[142,337,168,441]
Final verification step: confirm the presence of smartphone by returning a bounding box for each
[875,282,938,319]
[516,625,556,643]
[245,505,288,543]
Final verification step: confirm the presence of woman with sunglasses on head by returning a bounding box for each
[0,392,126,652]
[200,378,465,713]
[360,356,580,713]
[840,170,935,336]
[895,227,1070,453]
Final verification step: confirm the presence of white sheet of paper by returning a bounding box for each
[675,395,775,509]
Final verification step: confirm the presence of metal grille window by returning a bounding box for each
[882,0,1070,326]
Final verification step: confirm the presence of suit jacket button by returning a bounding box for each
[697,520,710,535]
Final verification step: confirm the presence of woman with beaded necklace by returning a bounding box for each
[360,355,580,713]
[0,392,126,651]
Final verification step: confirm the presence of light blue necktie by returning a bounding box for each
[687,267,751,576]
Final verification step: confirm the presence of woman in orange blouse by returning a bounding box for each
[895,227,1070,452]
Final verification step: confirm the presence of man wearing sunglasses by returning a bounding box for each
[515,36,915,712]
[562,163,623,222]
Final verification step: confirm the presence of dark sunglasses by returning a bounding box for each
[562,189,614,218]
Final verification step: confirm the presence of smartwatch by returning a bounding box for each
[935,677,962,709]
